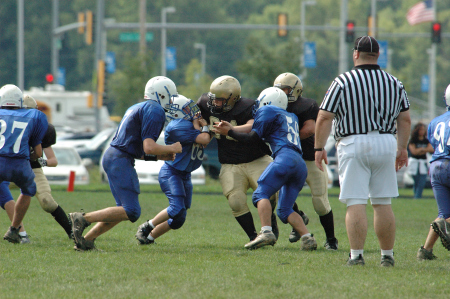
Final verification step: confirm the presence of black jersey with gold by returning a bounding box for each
[287,96,318,161]
[197,93,271,164]
[30,123,57,169]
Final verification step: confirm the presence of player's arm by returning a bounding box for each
[213,119,253,136]
[40,146,58,167]
[314,110,335,171]
[196,117,212,146]
[142,137,182,161]
[299,119,315,140]
[30,144,43,161]
[228,129,260,144]
[396,110,412,171]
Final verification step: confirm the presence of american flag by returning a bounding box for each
[406,0,435,25]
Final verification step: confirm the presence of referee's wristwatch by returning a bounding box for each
[314,148,324,152]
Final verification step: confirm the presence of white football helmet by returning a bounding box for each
[445,84,450,111]
[254,87,288,114]
[0,84,24,108]
[144,76,177,111]
[166,94,200,122]
[273,72,303,102]
[23,94,38,109]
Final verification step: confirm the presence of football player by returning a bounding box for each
[274,72,338,250]
[215,87,317,250]
[0,84,48,243]
[417,84,450,260]
[68,76,182,251]
[135,95,212,244]
[197,76,280,242]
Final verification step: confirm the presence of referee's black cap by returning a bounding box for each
[354,36,379,53]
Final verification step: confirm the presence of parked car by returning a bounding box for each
[43,145,90,185]
[99,131,206,185]
[76,127,117,165]
[56,131,97,149]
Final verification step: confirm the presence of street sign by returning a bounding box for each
[166,47,177,71]
[57,67,65,86]
[304,42,316,68]
[119,32,153,42]
[378,40,388,69]
[421,75,429,93]
[105,51,116,74]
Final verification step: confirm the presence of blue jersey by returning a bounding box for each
[428,111,450,163]
[111,100,165,159]
[252,105,302,157]
[164,119,203,172]
[0,108,48,159]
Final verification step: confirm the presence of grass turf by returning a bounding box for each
[1,177,448,298]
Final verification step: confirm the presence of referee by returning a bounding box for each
[314,36,411,267]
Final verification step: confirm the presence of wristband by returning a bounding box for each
[314,148,324,152]
[202,126,210,133]
[144,154,157,161]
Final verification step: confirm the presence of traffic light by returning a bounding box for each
[367,16,374,37]
[97,60,105,107]
[45,73,54,84]
[346,21,355,43]
[85,10,93,45]
[432,22,441,44]
[277,13,288,37]
[78,12,85,34]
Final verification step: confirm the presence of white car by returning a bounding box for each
[43,146,90,185]
[99,132,206,185]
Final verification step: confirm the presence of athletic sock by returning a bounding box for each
[301,233,311,238]
[51,205,72,237]
[19,231,27,237]
[147,234,155,241]
[319,210,336,240]
[261,226,272,232]
[381,249,394,257]
[235,212,257,240]
[148,220,155,229]
[293,202,300,214]
[351,249,364,260]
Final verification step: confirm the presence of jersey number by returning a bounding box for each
[286,115,300,146]
[209,116,238,141]
[0,119,29,153]
[433,121,450,153]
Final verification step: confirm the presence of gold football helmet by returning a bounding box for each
[273,72,303,102]
[207,75,241,113]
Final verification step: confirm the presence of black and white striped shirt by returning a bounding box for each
[320,64,410,139]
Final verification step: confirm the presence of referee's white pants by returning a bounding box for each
[337,131,398,204]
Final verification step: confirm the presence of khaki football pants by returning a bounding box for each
[305,160,331,216]
[32,168,58,213]
[219,155,277,217]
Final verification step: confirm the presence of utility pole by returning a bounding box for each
[94,0,105,133]
[139,0,146,58]
[17,0,24,90]
[428,2,437,120]
[161,7,176,76]
[339,0,349,74]
[300,0,316,79]
[371,0,377,37]
[194,43,206,76]
[51,0,59,83]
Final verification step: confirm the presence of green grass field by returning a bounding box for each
[1,177,448,298]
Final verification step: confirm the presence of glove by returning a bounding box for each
[38,157,48,167]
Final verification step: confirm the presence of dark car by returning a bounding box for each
[77,127,117,165]
[202,137,220,179]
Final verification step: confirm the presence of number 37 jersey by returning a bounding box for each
[252,105,302,158]
[0,109,48,159]
[428,111,450,163]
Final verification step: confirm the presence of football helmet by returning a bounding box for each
[445,84,450,111]
[254,87,288,114]
[273,72,303,102]
[207,75,241,113]
[23,94,38,109]
[166,94,200,122]
[0,84,24,108]
[144,76,177,111]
